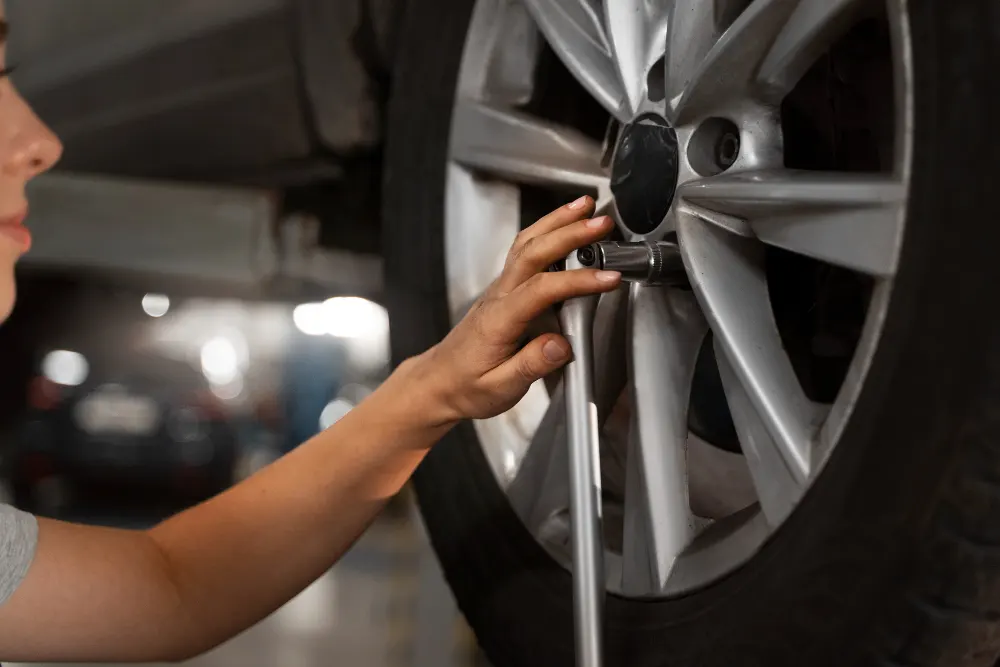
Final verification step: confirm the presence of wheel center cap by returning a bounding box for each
[611,113,679,236]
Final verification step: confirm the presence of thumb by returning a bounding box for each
[494,334,573,395]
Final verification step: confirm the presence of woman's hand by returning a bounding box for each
[412,196,621,425]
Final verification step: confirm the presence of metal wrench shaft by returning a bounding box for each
[558,252,605,667]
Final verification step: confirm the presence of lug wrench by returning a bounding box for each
[558,241,687,667]
[559,250,604,667]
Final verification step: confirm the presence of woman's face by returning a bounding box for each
[0,0,64,322]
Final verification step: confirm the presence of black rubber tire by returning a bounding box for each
[382,1,1000,665]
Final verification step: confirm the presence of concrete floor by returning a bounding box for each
[8,496,482,667]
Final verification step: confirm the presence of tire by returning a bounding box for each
[382,1,1000,666]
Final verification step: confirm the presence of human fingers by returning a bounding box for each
[487,269,621,340]
[483,333,573,400]
[504,196,595,266]
[497,215,613,291]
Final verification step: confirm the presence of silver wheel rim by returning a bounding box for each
[445,0,913,598]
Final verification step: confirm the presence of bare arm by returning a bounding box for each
[0,198,619,663]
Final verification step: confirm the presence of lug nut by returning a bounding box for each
[577,245,598,267]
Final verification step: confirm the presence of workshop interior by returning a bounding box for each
[0,0,995,666]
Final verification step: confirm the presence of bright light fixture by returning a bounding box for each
[322,297,389,339]
[293,303,328,336]
[293,297,389,348]
[200,337,240,386]
[42,350,89,387]
[142,293,171,318]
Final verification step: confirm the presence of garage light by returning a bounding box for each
[322,297,389,340]
[142,293,171,318]
[42,350,90,387]
[293,297,390,357]
[293,303,328,337]
[201,337,240,386]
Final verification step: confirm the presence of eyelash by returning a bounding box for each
[0,66,17,78]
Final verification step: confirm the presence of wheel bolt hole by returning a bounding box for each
[716,133,740,169]
[688,117,742,177]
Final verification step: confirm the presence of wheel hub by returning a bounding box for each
[610,113,679,236]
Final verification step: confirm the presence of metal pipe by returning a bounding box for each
[559,252,605,667]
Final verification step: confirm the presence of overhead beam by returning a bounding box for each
[21,173,384,300]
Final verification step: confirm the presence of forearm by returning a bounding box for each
[0,356,449,663]
[148,356,449,656]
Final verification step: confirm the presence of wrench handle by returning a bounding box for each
[559,254,605,667]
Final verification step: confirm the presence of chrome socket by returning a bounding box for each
[577,241,687,286]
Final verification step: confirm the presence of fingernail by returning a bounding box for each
[596,271,621,283]
[543,339,570,362]
[568,196,590,210]
[586,216,610,229]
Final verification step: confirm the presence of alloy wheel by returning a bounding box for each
[445,0,912,597]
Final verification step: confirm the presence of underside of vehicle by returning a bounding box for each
[7,0,403,258]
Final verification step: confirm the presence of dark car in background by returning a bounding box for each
[11,347,238,515]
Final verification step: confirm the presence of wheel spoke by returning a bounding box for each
[603,0,670,115]
[621,285,707,593]
[714,339,804,525]
[678,170,906,276]
[677,213,815,485]
[450,100,608,190]
[507,384,571,532]
[445,166,519,322]
[669,0,799,125]
[523,0,630,122]
[663,0,720,122]
[592,288,630,416]
[621,428,653,595]
[758,0,873,98]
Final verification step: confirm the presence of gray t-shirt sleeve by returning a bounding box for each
[0,504,38,606]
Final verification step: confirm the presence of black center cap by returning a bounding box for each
[611,113,679,235]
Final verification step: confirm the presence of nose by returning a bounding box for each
[5,93,63,180]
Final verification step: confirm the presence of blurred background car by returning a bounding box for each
[12,346,238,515]
[1,278,240,514]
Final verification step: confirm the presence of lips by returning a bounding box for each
[0,211,31,252]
